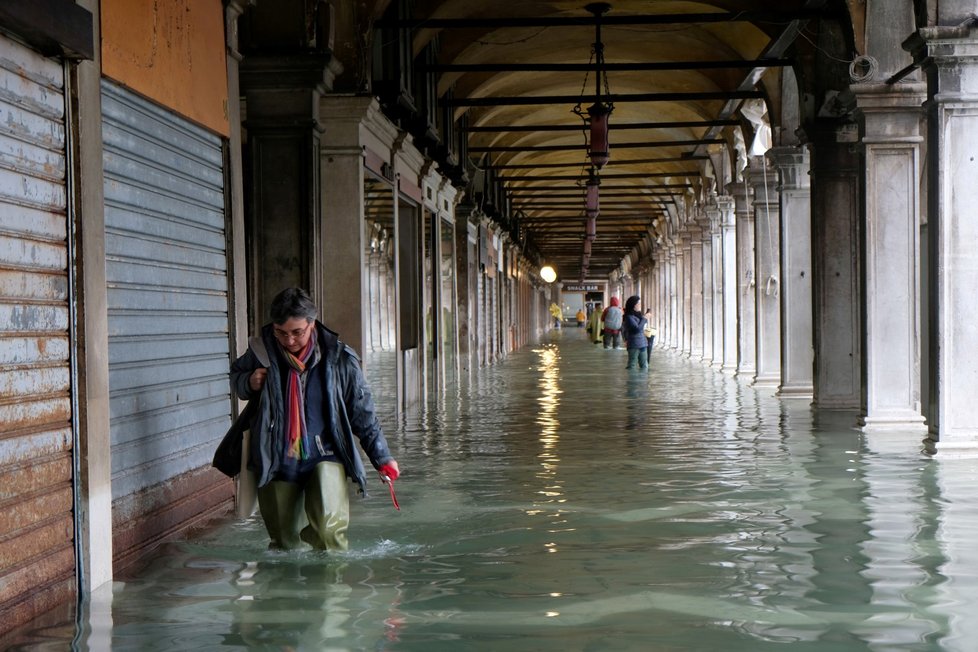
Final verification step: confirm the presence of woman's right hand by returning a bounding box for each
[249,368,267,392]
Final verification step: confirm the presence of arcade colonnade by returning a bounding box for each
[7,0,978,640]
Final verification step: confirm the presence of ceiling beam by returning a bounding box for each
[377,11,825,29]
[445,90,763,107]
[464,119,738,132]
[490,155,708,169]
[426,60,792,73]
[508,183,692,191]
[502,171,699,181]
[470,139,723,152]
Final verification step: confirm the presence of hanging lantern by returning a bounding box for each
[587,102,611,169]
[573,3,614,170]
[585,175,600,219]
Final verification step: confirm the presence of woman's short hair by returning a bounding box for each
[270,287,317,324]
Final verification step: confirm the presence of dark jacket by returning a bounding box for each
[622,312,649,350]
[230,321,393,495]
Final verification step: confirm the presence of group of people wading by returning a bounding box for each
[586,295,657,370]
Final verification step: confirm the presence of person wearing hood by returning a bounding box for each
[230,287,399,551]
[601,296,624,349]
[622,295,649,370]
[587,302,603,344]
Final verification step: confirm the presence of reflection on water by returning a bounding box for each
[11,329,978,651]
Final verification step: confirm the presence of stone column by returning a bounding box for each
[909,25,978,454]
[679,234,691,355]
[688,227,704,358]
[241,55,340,322]
[718,196,739,373]
[769,146,814,399]
[319,96,398,358]
[674,243,685,350]
[701,223,715,364]
[728,181,756,377]
[666,244,677,349]
[852,81,928,432]
[749,158,782,388]
[708,204,724,367]
[810,122,862,410]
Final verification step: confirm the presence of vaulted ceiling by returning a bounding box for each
[375,1,853,281]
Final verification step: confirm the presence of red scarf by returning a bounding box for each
[282,336,315,459]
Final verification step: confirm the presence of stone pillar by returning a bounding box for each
[674,244,685,350]
[666,244,677,349]
[718,196,739,373]
[240,54,338,323]
[909,26,978,454]
[810,122,862,410]
[75,0,113,590]
[769,146,815,399]
[319,96,396,357]
[852,81,928,431]
[701,224,715,364]
[679,235,691,354]
[689,227,704,358]
[708,204,724,367]
[728,181,756,377]
[749,158,782,388]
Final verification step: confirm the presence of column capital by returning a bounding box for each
[852,82,927,143]
[747,159,778,207]
[240,54,341,129]
[767,146,810,191]
[716,195,736,227]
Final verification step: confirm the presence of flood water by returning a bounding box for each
[10,328,978,651]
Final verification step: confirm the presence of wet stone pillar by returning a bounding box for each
[708,204,723,367]
[701,223,715,364]
[728,181,756,378]
[768,145,814,399]
[669,243,680,350]
[689,226,704,359]
[810,122,862,410]
[680,233,692,355]
[909,27,978,454]
[749,158,782,389]
[852,81,927,432]
[718,196,738,373]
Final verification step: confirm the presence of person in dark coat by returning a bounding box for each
[230,288,399,550]
[622,295,648,370]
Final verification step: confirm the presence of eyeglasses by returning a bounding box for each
[273,321,312,342]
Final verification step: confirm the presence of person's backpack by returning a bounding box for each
[603,306,623,331]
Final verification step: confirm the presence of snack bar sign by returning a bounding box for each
[563,283,600,292]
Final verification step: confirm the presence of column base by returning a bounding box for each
[862,431,928,456]
[752,373,781,389]
[858,412,927,433]
[735,366,756,380]
[924,436,978,458]
[777,383,814,399]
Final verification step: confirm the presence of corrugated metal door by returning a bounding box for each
[101,81,231,509]
[0,35,75,629]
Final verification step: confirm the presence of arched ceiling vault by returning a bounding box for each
[381,0,852,281]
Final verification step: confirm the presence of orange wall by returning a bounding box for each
[101,0,229,137]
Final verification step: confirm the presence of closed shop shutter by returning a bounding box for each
[0,35,75,629]
[100,81,232,512]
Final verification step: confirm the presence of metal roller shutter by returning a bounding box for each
[0,34,75,631]
[101,81,231,508]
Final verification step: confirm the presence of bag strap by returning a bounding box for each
[249,335,271,367]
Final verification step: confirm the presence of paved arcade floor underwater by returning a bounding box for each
[9,328,978,651]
